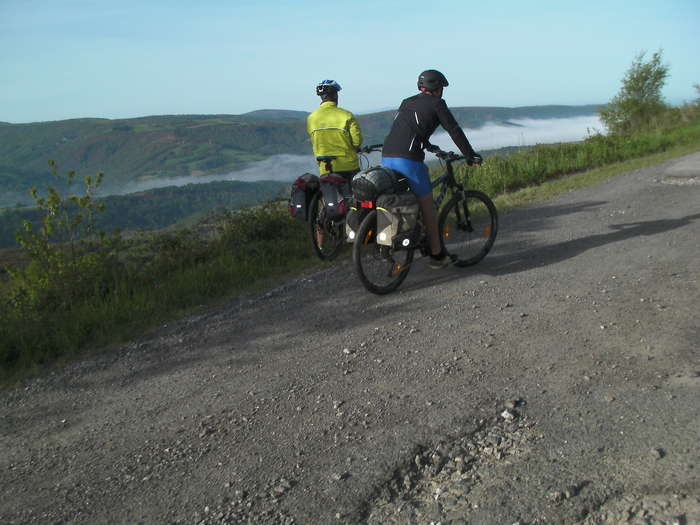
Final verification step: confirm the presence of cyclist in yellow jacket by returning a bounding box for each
[307,80,363,177]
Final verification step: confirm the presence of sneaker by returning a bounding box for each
[429,253,454,270]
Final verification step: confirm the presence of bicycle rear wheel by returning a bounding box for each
[439,190,498,267]
[309,192,344,261]
[353,210,414,294]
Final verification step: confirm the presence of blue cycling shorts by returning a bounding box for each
[381,156,432,198]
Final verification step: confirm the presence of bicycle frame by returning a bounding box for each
[432,165,461,209]
[353,146,497,293]
[431,154,478,236]
[310,144,384,259]
[353,151,472,250]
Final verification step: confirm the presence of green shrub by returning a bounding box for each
[0,187,312,379]
[6,161,121,311]
[600,50,670,135]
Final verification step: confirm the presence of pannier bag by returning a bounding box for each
[375,191,420,247]
[289,173,320,221]
[345,202,369,242]
[319,173,352,221]
[351,167,410,202]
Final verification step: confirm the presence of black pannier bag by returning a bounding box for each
[319,173,352,221]
[345,202,369,242]
[375,191,420,247]
[288,173,319,221]
[351,166,410,202]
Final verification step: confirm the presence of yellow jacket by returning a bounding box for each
[307,101,363,174]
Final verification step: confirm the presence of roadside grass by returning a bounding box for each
[448,119,700,198]
[493,139,700,212]
[0,204,323,384]
[2,118,699,385]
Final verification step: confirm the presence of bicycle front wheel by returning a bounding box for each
[439,190,498,267]
[353,210,414,294]
[309,192,344,261]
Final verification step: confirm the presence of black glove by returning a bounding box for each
[468,153,483,166]
[425,143,440,153]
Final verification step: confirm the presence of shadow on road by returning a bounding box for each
[401,202,700,294]
[485,211,700,277]
[399,200,609,293]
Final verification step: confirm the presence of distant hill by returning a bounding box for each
[242,109,309,121]
[0,104,601,207]
[0,179,288,248]
[0,114,308,206]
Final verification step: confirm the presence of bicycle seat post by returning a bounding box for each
[445,157,455,177]
[316,155,336,174]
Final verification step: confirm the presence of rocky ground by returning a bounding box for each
[2,152,699,524]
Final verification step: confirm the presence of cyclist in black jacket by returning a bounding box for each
[383,69,482,269]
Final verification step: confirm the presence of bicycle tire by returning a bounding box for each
[439,190,498,267]
[352,210,414,294]
[308,191,344,261]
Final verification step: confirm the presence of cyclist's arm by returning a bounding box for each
[435,99,476,158]
[306,114,314,138]
[348,114,363,150]
[306,114,321,158]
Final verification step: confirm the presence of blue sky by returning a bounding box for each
[1,0,698,123]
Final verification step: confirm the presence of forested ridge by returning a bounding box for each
[0,179,288,248]
[0,104,600,206]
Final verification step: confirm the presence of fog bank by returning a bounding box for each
[111,115,604,195]
[112,154,320,195]
[429,115,605,154]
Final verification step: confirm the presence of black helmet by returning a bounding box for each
[316,79,342,97]
[417,69,449,91]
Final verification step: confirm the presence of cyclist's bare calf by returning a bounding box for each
[418,194,442,256]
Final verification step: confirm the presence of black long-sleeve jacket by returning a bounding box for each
[382,92,476,161]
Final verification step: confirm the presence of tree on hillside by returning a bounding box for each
[599,50,669,134]
[9,161,120,312]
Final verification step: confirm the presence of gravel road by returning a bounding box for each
[2,153,699,525]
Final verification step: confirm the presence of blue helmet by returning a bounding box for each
[316,79,342,96]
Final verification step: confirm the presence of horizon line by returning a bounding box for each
[1,102,608,125]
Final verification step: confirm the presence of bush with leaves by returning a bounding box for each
[6,161,121,313]
[600,50,670,135]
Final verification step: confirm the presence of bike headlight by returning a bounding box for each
[402,238,410,247]
[348,231,355,240]
[378,232,387,242]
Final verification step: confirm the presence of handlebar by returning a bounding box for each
[428,145,482,166]
[359,144,383,154]
[358,143,480,165]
